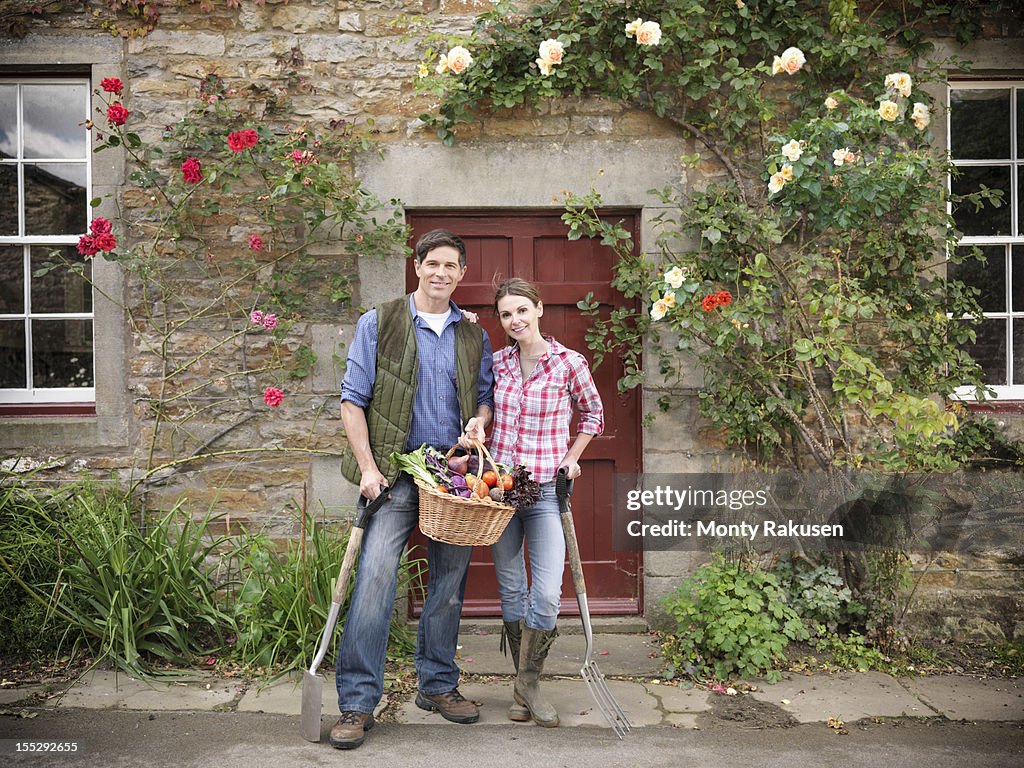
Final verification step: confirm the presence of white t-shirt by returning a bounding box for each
[418,309,451,337]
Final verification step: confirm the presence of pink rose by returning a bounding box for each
[248,234,264,251]
[101,77,124,95]
[262,313,278,330]
[106,103,129,126]
[263,386,284,408]
[249,310,264,326]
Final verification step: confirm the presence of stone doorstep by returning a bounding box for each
[749,671,935,724]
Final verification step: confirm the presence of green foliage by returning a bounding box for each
[773,557,865,635]
[0,472,234,676]
[811,630,892,672]
[661,555,808,681]
[0,475,422,676]
[229,507,423,671]
[941,417,1024,468]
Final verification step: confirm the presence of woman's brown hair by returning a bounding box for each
[493,277,541,311]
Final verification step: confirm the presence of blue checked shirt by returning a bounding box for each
[341,294,494,452]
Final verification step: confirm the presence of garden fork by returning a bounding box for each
[556,468,631,738]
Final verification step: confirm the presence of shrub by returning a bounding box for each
[229,508,424,671]
[773,556,866,636]
[661,554,808,681]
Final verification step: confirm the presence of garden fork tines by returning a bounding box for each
[557,469,632,739]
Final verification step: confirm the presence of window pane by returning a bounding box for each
[1014,246,1024,313]
[961,317,1007,386]
[951,165,1012,236]
[31,246,92,313]
[0,320,26,388]
[1018,88,1024,159]
[1015,319,1024,386]
[0,163,17,235]
[950,245,1005,312]
[23,84,88,160]
[24,162,86,235]
[0,84,16,159]
[0,245,24,314]
[950,89,1011,160]
[31,318,93,388]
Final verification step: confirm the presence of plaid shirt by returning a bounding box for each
[488,337,604,483]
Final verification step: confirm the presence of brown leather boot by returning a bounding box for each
[514,625,559,727]
[414,689,480,723]
[501,619,529,722]
[329,711,374,749]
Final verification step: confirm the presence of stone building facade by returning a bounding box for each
[1,1,1023,637]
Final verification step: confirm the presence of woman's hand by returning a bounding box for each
[462,310,479,324]
[459,416,487,449]
[558,457,582,480]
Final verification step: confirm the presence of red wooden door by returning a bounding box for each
[406,211,642,615]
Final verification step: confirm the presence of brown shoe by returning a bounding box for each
[329,711,374,749]
[415,689,480,724]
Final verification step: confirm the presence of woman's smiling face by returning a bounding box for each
[497,293,543,343]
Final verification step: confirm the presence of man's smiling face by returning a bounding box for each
[413,245,466,305]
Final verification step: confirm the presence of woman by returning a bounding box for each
[482,277,604,727]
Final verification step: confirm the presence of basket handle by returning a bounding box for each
[444,439,502,480]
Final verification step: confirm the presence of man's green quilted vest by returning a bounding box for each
[341,295,484,486]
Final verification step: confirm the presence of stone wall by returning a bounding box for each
[1,1,1022,635]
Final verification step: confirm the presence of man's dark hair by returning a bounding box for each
[415,229,467,267]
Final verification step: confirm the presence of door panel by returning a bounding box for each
[405,211,642,615]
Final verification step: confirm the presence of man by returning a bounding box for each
[332,229,494,750]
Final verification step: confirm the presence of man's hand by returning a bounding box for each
[359,468,388,501]
[459,416,487,449]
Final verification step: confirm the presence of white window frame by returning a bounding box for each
[949,80,1024,401]
[0,76,94,405]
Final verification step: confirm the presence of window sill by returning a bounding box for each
[0,403,97,418]
[962,401,1024,415]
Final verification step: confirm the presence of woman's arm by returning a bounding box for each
[558,352,605,478]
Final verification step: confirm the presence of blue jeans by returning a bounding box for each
[336,475,473,714]
[490,482,565,631]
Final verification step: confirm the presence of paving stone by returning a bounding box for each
[0,685,45,706]
[236,672,388,719]
[749,671,930,723]
[647,683,711,713]
[397,679,660,729]
[901,675,1024,721]
[54,671,237,711]
[455,631,662,677]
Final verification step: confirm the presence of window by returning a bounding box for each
[948,82,1024,398]
[0,77,94,405]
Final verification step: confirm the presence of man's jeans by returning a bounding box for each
[336,475,472,714]
[490,482,565,631]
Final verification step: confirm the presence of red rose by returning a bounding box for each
[248,234,264,251]
[227,129,259,152]
[263,387,284,408]
[106,103,129,126]
[181,157,202,184]
[89,217,112,235]
[77,235,99,257]
[701,294,719,312]
[94,233,117,252]
[715,290,733,307]
[101,78,124,94]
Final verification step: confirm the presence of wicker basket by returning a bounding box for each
[416,441,515,546]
